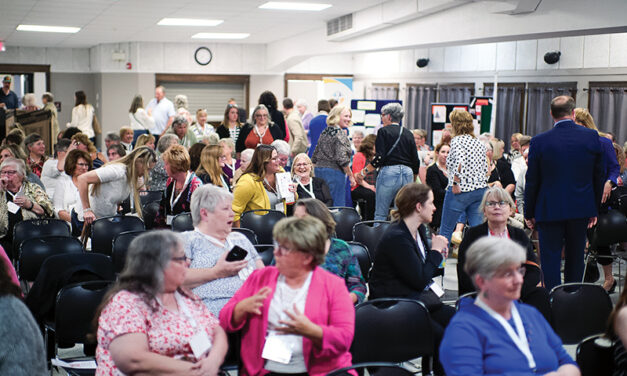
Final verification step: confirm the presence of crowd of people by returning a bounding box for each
[2,84,627,376]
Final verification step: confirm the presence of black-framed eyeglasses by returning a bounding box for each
[171,256,192,263]
[485,200,509,208]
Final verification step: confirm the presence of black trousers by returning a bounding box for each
[352,186,376,221]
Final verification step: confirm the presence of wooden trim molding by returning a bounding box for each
[0,64,51,91]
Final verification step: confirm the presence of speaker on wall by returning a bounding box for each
[544,51,561,65]
[416,58,429,68]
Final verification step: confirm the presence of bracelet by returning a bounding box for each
[28,200,34,210]
[83,208,93,214]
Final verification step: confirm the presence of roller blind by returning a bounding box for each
[165,82,245,122]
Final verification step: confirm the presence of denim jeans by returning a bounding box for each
[439,187,486,242]
[315,167,347,206]
[374,165,414,221]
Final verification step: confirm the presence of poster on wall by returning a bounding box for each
[323,77,353,106]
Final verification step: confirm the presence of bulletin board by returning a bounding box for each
[350,99,402,136]
[430,103,470,146]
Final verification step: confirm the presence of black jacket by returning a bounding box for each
[295,177,333,207]
[369,221,443,299]
[426,164,448,228]
[371,124,420,174]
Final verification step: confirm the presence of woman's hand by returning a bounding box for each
[214,251,249,278]
[601,180,612,203]
[194,355,221,376]
[13,195,30,209]
[83,209,96,225]
[232,286,272,325]
[276,304,323,344]
[349,175,357,188]
[452,184,461,194]
[288,183,297,193]
[431,234,449,254]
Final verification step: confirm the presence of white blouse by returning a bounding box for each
[52,173,78,220]
[70,104,95,138]
[446,134,488,192]
[129,108,156,131]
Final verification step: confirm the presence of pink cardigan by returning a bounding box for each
[219,266,355,376]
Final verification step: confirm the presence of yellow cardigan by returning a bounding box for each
[232,171,293,221]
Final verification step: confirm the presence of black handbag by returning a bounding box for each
[584,256,601,283]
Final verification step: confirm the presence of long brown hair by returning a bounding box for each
[243,144,276,180]
[196,145,225,187]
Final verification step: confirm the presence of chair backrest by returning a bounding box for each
[455,291,478,310]
[327,362,415,376]
[550,283,614,344]
[12,219,70,259]
[347,241,372,282]
[232,227,258,245]
[55,280,113,345]
[171,212,194,232]
[254,244,275,266]
[330,206,362,241]
[18,236,83,282]
[351,298,434,363]
[576,334,615,376]
[240,209,285,244]
[91,215,145,256]
[112,230,145,273]
[352,221,391,260]
[142,201,161,230]
[139,190,164,206]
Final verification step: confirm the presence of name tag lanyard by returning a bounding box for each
[298,181,315,199]
[170,171,192,210]
[475,296,536,371]
[6,184,24,200]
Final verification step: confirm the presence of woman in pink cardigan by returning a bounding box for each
[220,216,355,376]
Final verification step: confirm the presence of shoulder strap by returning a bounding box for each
[384,125,404,158]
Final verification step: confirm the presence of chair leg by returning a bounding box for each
[582,251,590,283]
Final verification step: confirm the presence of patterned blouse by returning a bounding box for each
[96,290,220,376]
[446,134,488,192]
[321,238,367,303]
[27,156,47,178]
[311,126,352,172]
[154,173,203,228]
[182,230,260,317]
[0,181,54,239]
[148,158,168,191]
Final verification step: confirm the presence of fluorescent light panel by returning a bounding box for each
[259,2,332,11]
[158,18,223,26]
[16,24,80,33]
[192,32,250,40]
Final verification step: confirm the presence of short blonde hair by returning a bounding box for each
[218,138,235,152]
[273,216,327,267]
[326,105,352,127]
[574,108,598,131]
[450,110,474,137]
[161,144,190,173]
[119,127,133,139]
[291,153,314,179]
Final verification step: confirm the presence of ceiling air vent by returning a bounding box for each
[327,14,353,36]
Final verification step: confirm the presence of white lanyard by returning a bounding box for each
[170,172,192,209]
[224,160,235,174]
[475,296,536,370]
[6,184,23,200]
[254,125,267,143]
[415,230,426,261]
[195,229,230,249]
[298,180,315,199]
[174,292,199,329]
[220,174,229,189]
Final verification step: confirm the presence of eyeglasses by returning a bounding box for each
[494,266,525,279]
[76,163,90,167]
[255,114,268,118]
[485,200,509,208]
[171,255,192,263]
[293,163,310,168]
[0,170,18,176]
[273,241,295,256]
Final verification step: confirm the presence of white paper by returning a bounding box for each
[275,172,295,204]
[190,330,212,359]
[239,265,254,280]
[429,279,445,297]
[166,215,174,225]
[432,130,442,148]
[432,105,446,123]
[51,358,97,369]
[351,110,366,123]
[7,201,20,214]
[262,334,292,364]
[275,202,284,212]
[356,101,377,111]
[364,113,381,127]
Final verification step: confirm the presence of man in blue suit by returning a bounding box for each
[524,95,604,290]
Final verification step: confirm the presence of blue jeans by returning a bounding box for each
[439,187,486,242]
[315,167,347,206]
[374,165,414,221]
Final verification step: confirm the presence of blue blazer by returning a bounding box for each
[524,119,604,222]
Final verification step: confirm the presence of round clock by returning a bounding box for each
[194,47,213,66]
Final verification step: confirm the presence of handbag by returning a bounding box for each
[584,256,600,283]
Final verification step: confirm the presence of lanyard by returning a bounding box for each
[254,125,267,143]
[475,296,536,370]
[220,174,229,189]
[415,230,426,261]
[155,292,198,328]
[170,172,192,209]
[6,184,23,200]
[298,181,315,199]
[195,229,230,249]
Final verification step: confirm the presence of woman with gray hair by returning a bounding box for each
[440,237,579,376]
[182,184,263,317]
[168,115,197,149]
[356,102,420,221]
[0,157,53,257]
[148,133,179,191]
[235,104,283,153]
[95,230,228,376]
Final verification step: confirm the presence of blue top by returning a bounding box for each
[307,113,328,158]
[599,135,620,184]
[145,97,175,135]
[0,90,19,109]
[440,298,576,376]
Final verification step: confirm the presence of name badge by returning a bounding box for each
[7,201,20,214]
[429,279,445,297]
[275,202,284,212]
[166,215,174,225]
[189,330,212,359]
[262,334,292,364]
[238,265,254,280]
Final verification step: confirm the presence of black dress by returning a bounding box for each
[425,164,448,230]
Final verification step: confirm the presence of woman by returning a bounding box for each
[352,130,364,153]
[169,115,198,149]
[235,104,283,153]
[154,145,202,227]
[95,230,228,376]
[196,144,230,191]
[0,143,44,189]
[0,157,53,256]
[106,144,125,162]
[575,107,620,292]
[413,129,431,152]
[457,187,549,318]
[292,153,333,207]
[78,146,156,225]
[234,148,254,184]
[21,93,39,111]
[119,127,134,153]
[42,92,59,139]
[351,134,376,220]
[426,142,450,231]
[440,237,579,376]
[135,133,155,150]
[148,134,179,191]
[258,90,288,141]
[190,109,216,141]
[128,94,155,143]
[368,182,452,375]
[439,109,488,243]
[188,142,206,173]
[71,133,106,169]
[232,144,294,225]
[24,133,47,178]
[53,149,92,223]
[219,138,240,187]
[293,198,366,303]
[486,139,516,195]
[217,104,242,141]
[219,216,355,376]
[311,105,356,206]
[69,90,99,142]
[182,185,263,317]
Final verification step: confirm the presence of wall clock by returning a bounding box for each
[194,47,213,66]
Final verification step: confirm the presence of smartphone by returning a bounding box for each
[226,245,248,262]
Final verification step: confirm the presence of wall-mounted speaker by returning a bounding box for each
[416,58,429,68]
[543,51,561,65]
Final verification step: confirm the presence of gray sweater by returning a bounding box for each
[0,295,47,375]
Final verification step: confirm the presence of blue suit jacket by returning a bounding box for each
[524,119,604,222]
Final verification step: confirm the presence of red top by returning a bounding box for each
[244,127,275,149]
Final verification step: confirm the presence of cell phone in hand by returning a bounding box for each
[226,245,248,262]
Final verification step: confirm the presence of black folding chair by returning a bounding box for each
[576,334,615,376]
[240,209,285,244]
[139,190,164,206]
[232,227,258,245]
[171,212,194,232]
[254,244,275,266]
[352,220,391,260]
[18,236,83,284]
[330,206,361,241]
[327,362,415,376]
[142,201,161,230]
[12,218,70,260]
[91,215,145,256]
[549,283,614,344]
[455,291,478,311]
[111,230,145,273]
[346,241,372,282]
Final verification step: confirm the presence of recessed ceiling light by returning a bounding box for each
[192,32,250,40]
[259,2,332,11]
[16,24,80,33]
[158,18,223,26]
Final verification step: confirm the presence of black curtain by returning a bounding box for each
[589,85,627,144]
[484,84,524,149]
[525,83,577,136]
[406,85,437,145]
